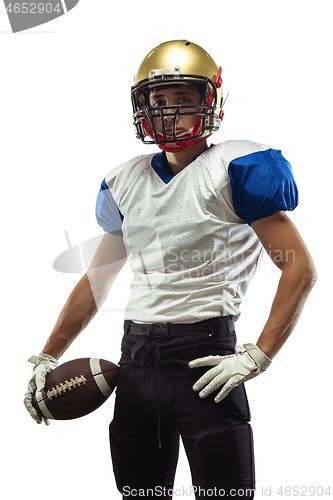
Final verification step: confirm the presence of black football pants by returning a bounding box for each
[109,316,255,499]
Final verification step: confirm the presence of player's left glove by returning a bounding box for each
[188,343,272,403]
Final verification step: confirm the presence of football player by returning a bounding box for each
[24,40,316,499]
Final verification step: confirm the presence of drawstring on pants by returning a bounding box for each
[129,325,170,449]
[140,341,162,448]
[124,317,236,449]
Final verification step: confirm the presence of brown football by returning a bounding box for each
[32,358,118,420]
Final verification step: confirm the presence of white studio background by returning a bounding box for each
[1,1,332,498]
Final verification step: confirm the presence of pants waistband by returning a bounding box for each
[124,315,235,339]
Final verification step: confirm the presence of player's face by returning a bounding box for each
[149,85,203,138]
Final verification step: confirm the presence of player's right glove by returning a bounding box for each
[24,352,58,425]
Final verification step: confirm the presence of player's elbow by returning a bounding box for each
[303,261,317,290]
[285,251,317,291]
[299,252,317,288]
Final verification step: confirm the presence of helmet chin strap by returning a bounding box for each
[141,114,207,153]
[158,133,212,153]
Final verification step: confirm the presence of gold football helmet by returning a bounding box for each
[131,40,224,152]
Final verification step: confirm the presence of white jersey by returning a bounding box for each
[96,140,298,323]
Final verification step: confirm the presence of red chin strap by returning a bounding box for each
[141,116,210,152]
[158,133,213,153]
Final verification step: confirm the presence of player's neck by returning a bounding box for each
[165,140,208,175]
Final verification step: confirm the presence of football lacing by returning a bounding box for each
[47,375,87,399]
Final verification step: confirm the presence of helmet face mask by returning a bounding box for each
[131,41,223,152]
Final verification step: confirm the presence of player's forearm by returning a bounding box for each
[42,273,98,359]
[256,257,317,360]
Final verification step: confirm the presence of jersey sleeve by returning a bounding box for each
[227,148,299,225]
[95,179,123,235]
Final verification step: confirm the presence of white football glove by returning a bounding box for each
[189,343,272,403]
[24,352,58,425]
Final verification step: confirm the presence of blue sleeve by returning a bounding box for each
[95,179,123,235]
[228,148,299,225]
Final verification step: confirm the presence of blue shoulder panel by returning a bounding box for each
[95,179,123,235]
[228,149,298,225]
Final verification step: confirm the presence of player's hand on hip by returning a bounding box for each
[24,353,58,425]
[188,343,272,403]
